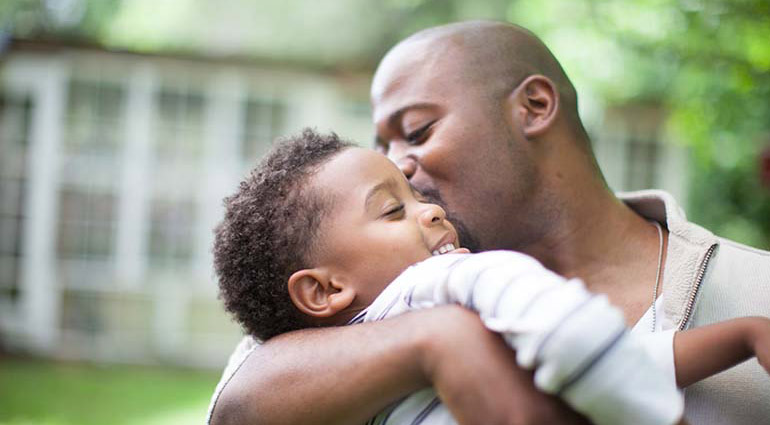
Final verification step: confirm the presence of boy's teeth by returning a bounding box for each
[432,243,456,256]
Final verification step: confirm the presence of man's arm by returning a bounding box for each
[211,305,588,425]
[387,252,682,425]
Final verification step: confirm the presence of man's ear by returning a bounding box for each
[287,268,356,319]
[508,75,559,139]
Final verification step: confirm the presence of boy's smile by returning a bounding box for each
[308,147,465,314]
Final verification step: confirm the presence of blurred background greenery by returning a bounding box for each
[1,0,768,424]
[9,0,762,245]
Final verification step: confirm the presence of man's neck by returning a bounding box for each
[522,190,668,325]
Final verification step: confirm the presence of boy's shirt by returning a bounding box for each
[359,250,682,425]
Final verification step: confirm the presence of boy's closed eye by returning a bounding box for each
[382,203,405,218]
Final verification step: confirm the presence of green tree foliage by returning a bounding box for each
[506,0,770,247]
[0,0,121,39]
[665,2,770,248]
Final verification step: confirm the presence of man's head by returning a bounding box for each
[371,20,604,253]
[214,129,465,340]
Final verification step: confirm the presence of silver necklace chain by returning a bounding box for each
[650,221,664,332]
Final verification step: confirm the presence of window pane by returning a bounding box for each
[64,81,125,154]
[0,94,32,151]
[0,93,31,301]
[155,88,205,159]
[148,199,196,268]
[241,98,285,163]
[57,188,117,261]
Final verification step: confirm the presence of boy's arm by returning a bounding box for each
[210,305,590,425]
[674,316,770,388]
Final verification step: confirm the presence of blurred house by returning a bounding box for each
[0,38,373,368]
[0,38,688,368]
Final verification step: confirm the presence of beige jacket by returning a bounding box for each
[620,190,770,425]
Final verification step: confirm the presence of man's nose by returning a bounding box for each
[396,157,417,179]
[419,203,446,227]
[388,155,417,179]
[387,143,417,179]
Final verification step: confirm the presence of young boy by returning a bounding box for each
[212,129,770,425]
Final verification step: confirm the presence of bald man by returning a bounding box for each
[209,21,770,425]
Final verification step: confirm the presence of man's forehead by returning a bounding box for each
[372,41,430,100]
[371,47,465,126]
[371,35,466,97]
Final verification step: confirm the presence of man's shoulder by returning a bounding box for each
[690,234,770,326]
[711,236,770,276]
[717,236,770,258]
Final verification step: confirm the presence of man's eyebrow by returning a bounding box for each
[364,178,399,210]
[387,103,435,127]
[373,103,436,148]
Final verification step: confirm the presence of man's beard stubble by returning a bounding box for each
[418,187,482,253]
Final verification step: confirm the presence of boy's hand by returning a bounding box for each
[675,316,770,388]
[748,316,770,374]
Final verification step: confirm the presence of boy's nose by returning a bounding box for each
[419,203,446,226]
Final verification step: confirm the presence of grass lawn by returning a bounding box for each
[0,357,222,425]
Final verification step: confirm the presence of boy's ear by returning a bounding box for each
[508,74,559,139]
[287,268,356,319]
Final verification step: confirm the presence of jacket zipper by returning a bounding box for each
[678,243,717,331]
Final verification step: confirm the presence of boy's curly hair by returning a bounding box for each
[213,128,354,341]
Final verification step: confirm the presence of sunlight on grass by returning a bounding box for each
[137,404,208,425]
[0,357,220,425]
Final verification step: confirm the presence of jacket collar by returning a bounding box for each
[616,190,719,329]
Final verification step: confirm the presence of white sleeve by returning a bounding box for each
[366,250,683,425]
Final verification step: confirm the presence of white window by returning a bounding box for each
[57,187,116,261]
[64,80,125,154]
[57,79,125,288]
[155,88,204,160]
[241,97,285,164]
[0,93,32,304]
[147,198,196,268]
